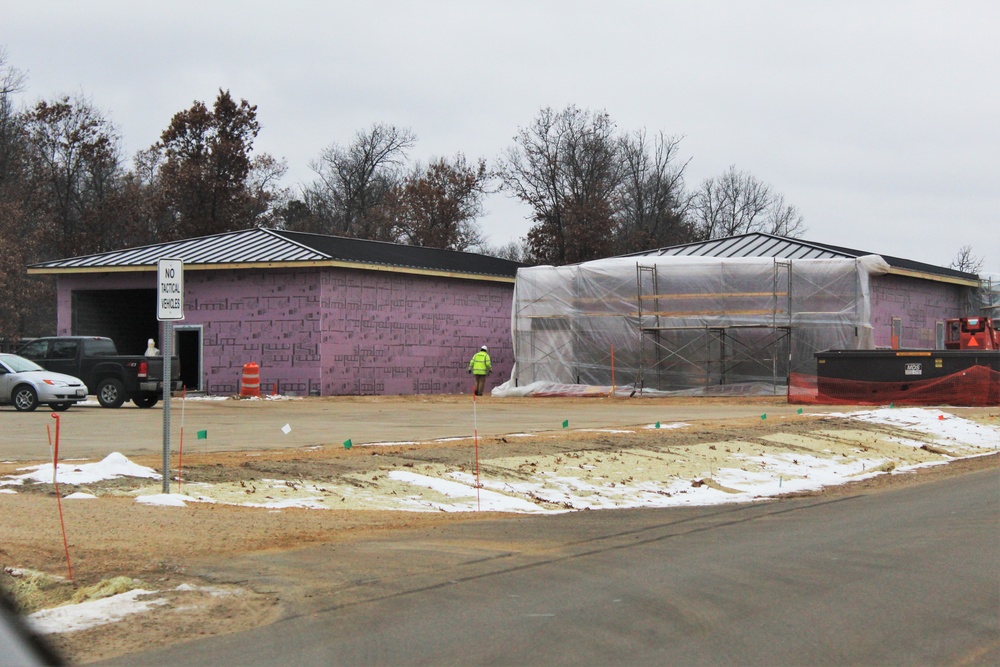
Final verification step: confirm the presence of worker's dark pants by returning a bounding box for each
[473,374,487,396]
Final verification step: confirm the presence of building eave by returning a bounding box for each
[28,260,517,283]
[885,266,980,287]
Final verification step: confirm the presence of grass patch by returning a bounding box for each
[2,568,142,614]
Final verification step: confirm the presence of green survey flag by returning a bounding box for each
[655,421,661,429]
[343,439,352,449]
[197,430,208,440]
[760,413,767,420]
[562,419,569,428]
[797,408,803,414]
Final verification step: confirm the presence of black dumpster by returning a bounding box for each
[814,349,1000,406]
[816,349,1000,383]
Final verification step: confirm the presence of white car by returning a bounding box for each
[0,353,88,412]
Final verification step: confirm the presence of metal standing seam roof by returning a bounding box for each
[624,232,979,283]
[27,227,525,279]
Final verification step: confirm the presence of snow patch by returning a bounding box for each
[62,492,97,500]
[28,589,166,634]
[2,452,160,487]
[136,493,189,507]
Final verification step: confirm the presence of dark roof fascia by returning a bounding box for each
[272,229,526,279]
[795,237,979,283]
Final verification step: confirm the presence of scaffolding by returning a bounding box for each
[980,275,999,317]
[504,254,891,396]
[635,261,792,393]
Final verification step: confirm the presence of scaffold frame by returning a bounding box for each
[635,260,793,393]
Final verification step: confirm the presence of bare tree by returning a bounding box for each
[23,95,125,257]
[498,106,621,265]
[613,130,693,253]
[0,47,25,97]
[480,237,533,264]
[689,165,805,240]
[245,153,290,226]
[950,245,984,274]
[764,192,806,237]
[110,147,171,246]
[302,123,416,241]
[0,47,27,188]
[0,52,67,340]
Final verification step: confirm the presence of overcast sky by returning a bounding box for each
[4,1,998,273]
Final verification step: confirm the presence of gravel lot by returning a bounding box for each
[1,395,997,663]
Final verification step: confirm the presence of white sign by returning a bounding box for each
[157,258,185,321]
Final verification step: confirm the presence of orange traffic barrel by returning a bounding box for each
[241,362,261,397]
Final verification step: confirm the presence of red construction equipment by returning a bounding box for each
[944,317,999,350]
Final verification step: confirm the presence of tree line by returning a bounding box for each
[0,49,808,341]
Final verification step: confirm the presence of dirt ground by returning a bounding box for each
[1,397,997,664]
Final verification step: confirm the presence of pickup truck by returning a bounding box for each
[15,336,182,408]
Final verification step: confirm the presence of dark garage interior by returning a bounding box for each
[71,289,158,355]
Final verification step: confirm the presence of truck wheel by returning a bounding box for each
[97,378,127,408]
[12,385,39,412]
[133,394,159,409]
[49,402,72,412]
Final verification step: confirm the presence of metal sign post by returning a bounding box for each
[157,259,184,493]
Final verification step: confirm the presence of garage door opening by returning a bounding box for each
[72,289,157,355]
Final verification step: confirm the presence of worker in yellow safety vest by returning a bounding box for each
[468,345,492,396]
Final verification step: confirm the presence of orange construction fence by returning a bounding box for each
[788,366,1000,407]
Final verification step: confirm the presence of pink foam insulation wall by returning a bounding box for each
[56,267,515,396]
[869,274,966,348]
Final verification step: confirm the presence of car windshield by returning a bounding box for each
[0,354,45,373]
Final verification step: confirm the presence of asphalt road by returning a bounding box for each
[101,467,1000,666]
[0,396,844,461]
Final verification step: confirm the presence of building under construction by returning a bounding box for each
[504,233,985,396]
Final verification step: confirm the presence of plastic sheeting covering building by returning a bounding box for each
[981,273,1000,317]
[499,255,893,396]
